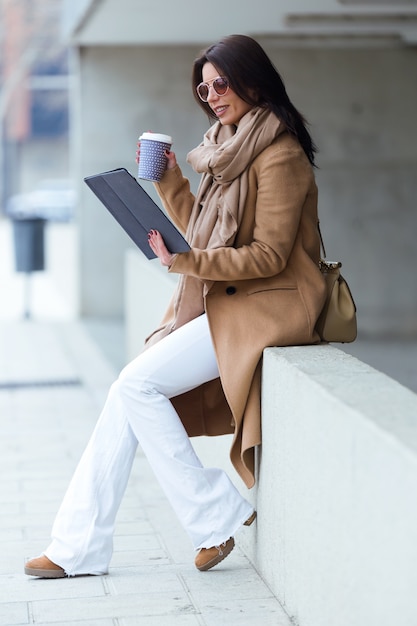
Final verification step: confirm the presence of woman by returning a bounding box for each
[25,34,326,577]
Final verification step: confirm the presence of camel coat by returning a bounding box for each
[147,130,326,488]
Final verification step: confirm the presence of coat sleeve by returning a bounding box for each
[154,165,195,234]
[168,147,314,281]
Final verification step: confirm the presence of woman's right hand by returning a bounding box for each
[135,140,177,170]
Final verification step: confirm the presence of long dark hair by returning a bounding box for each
[192,34,317,166]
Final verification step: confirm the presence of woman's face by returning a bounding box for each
[202,62,253,126]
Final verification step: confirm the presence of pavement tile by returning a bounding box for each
[107,567,184,595]
[113,533,162,552]
[29,622,115,626]
[110,549,171,568]
[31,592,196,623]
[0,500,21,516]
[0,526,23,542]
[0,574,106,603]
[0,601,28,626]
[181,566,276,604]
[122,617,203,626]
[197,597,292,626]
[0,479,20,496]
[113,520,155,537]
[114,508,150,524]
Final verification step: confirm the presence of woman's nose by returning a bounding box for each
[207,85,219,103]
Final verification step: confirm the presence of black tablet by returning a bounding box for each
[84,168,190,259]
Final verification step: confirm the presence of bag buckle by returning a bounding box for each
[319,259,342,271]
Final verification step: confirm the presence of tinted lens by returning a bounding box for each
[197,83,209,101]
[213,77,229,95]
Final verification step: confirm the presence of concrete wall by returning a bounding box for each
[306,46,417,337]
[250,346,417,626]
[75,41,417,336]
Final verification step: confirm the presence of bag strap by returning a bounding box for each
[317,220,326,259]
[318,220,342,271]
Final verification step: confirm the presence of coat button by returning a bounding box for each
[226,286,236,295]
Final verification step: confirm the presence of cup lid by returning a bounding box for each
[139,132,172,143]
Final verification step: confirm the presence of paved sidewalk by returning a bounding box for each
[0,319,290,626]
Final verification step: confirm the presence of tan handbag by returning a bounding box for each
[315,223,357,343]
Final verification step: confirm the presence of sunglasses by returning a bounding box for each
[196,76,230,102]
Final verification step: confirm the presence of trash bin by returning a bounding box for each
[6,191,51,319]
[12,217,46,272]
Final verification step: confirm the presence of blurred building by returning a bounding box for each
[0,0,71,208]
[61,2,417,340]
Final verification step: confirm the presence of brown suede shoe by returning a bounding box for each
[25,555,66,578]
[195,537,235,571]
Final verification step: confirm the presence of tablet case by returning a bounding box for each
[84,168,190,260]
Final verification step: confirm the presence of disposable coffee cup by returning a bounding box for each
[138,132,172,182]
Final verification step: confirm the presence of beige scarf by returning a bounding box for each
[186,107,283,251]
[170,107,284,331]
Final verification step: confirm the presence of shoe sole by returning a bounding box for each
[196,537,235,572]
[24,566,66,579]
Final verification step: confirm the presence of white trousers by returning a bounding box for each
[45,313,253,576]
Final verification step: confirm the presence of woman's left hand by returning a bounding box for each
[148,230,175,266]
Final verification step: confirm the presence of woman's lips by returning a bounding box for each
[213,105,228,117]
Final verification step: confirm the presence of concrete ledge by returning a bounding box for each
[246,345,417,626]
[125,249,417,626]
